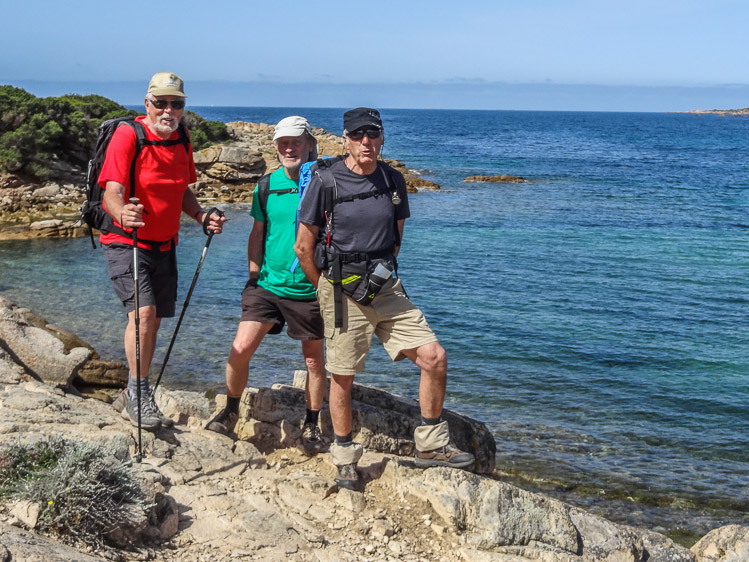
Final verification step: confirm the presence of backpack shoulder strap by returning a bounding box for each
[256,174,271,223]
[376,161,403,249]
[177,121,190,153]
[124,119,147,201]
[312,156,343,216]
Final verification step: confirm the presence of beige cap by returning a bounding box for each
[273,115,313,141]
[147,72,186,97]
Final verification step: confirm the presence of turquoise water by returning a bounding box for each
[1,108,747,538]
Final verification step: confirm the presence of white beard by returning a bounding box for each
[153,119,178,136]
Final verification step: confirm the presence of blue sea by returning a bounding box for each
[1,108,747,541]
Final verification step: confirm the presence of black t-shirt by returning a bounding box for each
[298,158,410,255]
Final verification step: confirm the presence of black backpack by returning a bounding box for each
[80,116,189,248]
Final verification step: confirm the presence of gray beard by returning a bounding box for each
[153,120,178,136]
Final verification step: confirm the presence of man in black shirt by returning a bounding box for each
[295,107,474,490]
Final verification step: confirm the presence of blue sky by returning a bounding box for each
[2,0,748,111]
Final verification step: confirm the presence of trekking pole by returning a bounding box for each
[152,207,224,394]
[130,197,143,463]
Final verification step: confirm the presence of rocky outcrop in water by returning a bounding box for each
[463,174,526,183]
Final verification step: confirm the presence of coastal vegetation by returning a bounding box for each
[0,436,145,548]
[0,85,229,181]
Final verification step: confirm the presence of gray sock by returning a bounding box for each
[127,374,150,397]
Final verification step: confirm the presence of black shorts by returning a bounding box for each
[103,243,177,317]
[240,281,323,340]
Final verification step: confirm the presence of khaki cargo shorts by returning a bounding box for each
[317,275,438,375]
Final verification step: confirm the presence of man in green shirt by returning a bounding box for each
[206,116,326,455]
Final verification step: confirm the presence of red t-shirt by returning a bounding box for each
[98,115,197,247]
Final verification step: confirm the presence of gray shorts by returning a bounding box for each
[240,281,324,340]
[103,243,177,317]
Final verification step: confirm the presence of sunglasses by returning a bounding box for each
[149,98,185,110]
[348,128,382,141]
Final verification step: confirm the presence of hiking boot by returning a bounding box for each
[205,408,238,435]
[335,463,359,491]
[414,442,475,469]
[117,388,161,432]
[148,393,174,428]
[301,422,324,455]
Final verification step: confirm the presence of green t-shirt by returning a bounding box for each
[250,168,315,300]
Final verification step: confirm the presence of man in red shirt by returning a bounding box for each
[101,72,226,431]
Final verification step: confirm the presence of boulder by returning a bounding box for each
[382,463,696,562]
[30,184,61,199]
[193,144,266,188]
[233,374,496,474]
[0,296,90,387]
[691,525,749,562]
[74,358,128,387]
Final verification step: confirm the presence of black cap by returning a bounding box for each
[343,107,383,133]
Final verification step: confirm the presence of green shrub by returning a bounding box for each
[0,85,228,180]
[182,109,231,150]
[0,437,145,548]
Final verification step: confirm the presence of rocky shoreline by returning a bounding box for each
[683,108,749,117]
[1,296,747,561]
[0,121,440,241]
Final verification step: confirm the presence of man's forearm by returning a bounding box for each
[247,222,264,278]
[295,223,321,286]
[181,188,204,222]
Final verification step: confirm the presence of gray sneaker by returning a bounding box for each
[301,422,324,455]
[116,388,161,432]
[205,408,238,435]
[148,393,174,428]
[335,463,359,491]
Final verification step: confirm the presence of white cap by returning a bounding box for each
[273,115,313,141]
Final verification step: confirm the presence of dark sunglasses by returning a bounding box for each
[348,128,382,141]
[149,98,185,110]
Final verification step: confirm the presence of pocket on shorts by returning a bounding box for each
[317,276,336,338]
[109,260,134,302]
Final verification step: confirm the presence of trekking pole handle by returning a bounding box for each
[202,207,224,236]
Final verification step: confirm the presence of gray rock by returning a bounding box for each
[386,463,578,552]
[30,219,63,230]
[0,347,25,383]
[155,388,212,425]
[639,529,697,562]
[691,525,749,562]
[0,522,104,561]
[335,488,367,513]
[245,378,496,474]
[10,500,41,529]
[31,184,61,198]
[382,463,696,562]
[0,296,91,387]
[569,506,643,560]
